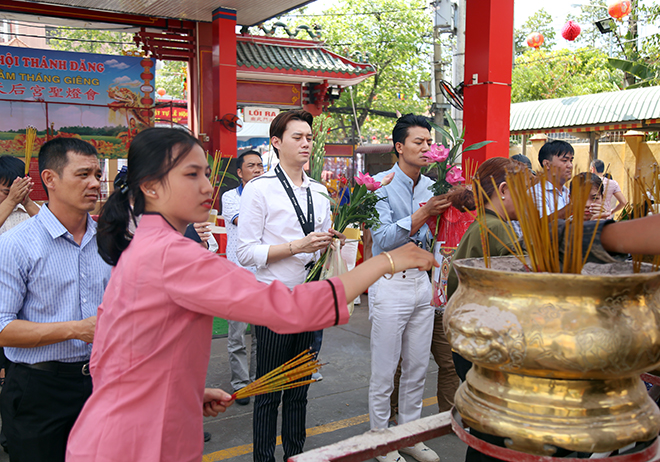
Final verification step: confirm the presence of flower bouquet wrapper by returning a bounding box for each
[320,240,354,316]
[429,206,475,308]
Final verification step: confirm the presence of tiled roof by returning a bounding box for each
[510,86,660,134]
[237,38,375,78]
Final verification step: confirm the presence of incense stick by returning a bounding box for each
[232,349,322,400]
[475,166,601,274]
[24,126,37,176]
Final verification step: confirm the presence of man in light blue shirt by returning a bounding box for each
[532,140,574,217]
[0,137,111,462]
[369,114,450,462]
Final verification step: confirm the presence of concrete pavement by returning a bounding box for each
[0,296,468,462]
[202,296,468,462]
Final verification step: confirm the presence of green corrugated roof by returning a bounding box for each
[237,40,375,76]
[510,86,660,133]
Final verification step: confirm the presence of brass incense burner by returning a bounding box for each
[444,256,660,455]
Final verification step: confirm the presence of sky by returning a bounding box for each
[305,0,658,48]
[306,0,584,29]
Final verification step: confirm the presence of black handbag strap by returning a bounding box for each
[274,164,314,236]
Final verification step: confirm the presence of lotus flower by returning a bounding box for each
[446,166,465,185]
[423,144,450,164]
[354,171,381,191]
[380,172,395,186]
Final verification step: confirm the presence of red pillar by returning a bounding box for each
[212,7,237,158]
[462,0,514,167]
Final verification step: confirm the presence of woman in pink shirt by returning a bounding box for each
[66,128,436,462]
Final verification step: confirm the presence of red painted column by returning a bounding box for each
[462,0,514,167]
[212,7,237,158]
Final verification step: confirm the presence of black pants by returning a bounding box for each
[253,326,314,462]
[0,362,92,462]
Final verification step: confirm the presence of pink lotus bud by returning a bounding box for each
[380,172,395,186]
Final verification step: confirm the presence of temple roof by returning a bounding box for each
[510,86,660,135]
[236,36,376,87]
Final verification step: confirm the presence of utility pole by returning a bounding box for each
[431,0,456,144]
[433,24,444,144]
[452,0,465,136]
[624,0,639,88]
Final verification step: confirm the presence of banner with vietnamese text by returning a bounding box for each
[0,45,155,158]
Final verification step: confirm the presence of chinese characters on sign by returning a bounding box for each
[244,107,280,124]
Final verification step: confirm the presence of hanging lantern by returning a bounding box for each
[156,88,166,97]
[526,32,544,50]
[608,0,632,20]
[561,20,582,41]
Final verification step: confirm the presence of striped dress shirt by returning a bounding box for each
[0,204,111,364]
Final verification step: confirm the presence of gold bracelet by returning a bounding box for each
[289,242,295,256]
[382,251,395,279]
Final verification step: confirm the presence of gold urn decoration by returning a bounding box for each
[444,256,660,455]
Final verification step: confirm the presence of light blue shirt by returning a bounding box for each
[532,179,570,215]
[0,204,111,364]
[371,163,434,256]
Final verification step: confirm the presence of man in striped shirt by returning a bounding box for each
[0,138,111,462]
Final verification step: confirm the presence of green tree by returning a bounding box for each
[155,61,188,100]
[46,27,133,54]
[566,0,660,88]
[514,9,556,57]
[511,48,621,103]
[564,0,611,50]
[268,0,432,142]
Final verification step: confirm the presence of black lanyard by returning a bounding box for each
[274,164,314,235]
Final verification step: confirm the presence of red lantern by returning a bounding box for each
[608,0,632,20]
[561,20,581,41]
[526,32,544,50]
[156,88,166,97]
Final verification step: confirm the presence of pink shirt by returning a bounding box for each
[66,214,348,462]
[601,177,621,218]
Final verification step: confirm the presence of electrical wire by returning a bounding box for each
[1,31,135,46]
[284,7,428,17]
[1,18,134,31]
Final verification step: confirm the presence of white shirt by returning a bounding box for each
[222,185,256,273]
[0,204,33,235]
[237,168,332,289]
[532,179,570,215]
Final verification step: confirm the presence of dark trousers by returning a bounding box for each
[310,330,323,357]
[0,362,92,462]
[253,326,314,462]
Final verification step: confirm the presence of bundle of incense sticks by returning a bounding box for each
[470,164,528,270]
[651,164,660,272]
[232,349,321,400]
[626,171,658,272]
[471,165,600,274]
[24,126,37,176]
[208,150,231,206]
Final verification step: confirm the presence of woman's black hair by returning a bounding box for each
[97,128,203,265]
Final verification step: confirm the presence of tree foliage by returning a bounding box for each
[513,9,556,57]
[46,27,133,54]
[565,0,660,88]
[271,0,433,142]
[511,48,621,103]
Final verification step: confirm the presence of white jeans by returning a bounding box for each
[368,269,434,430]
